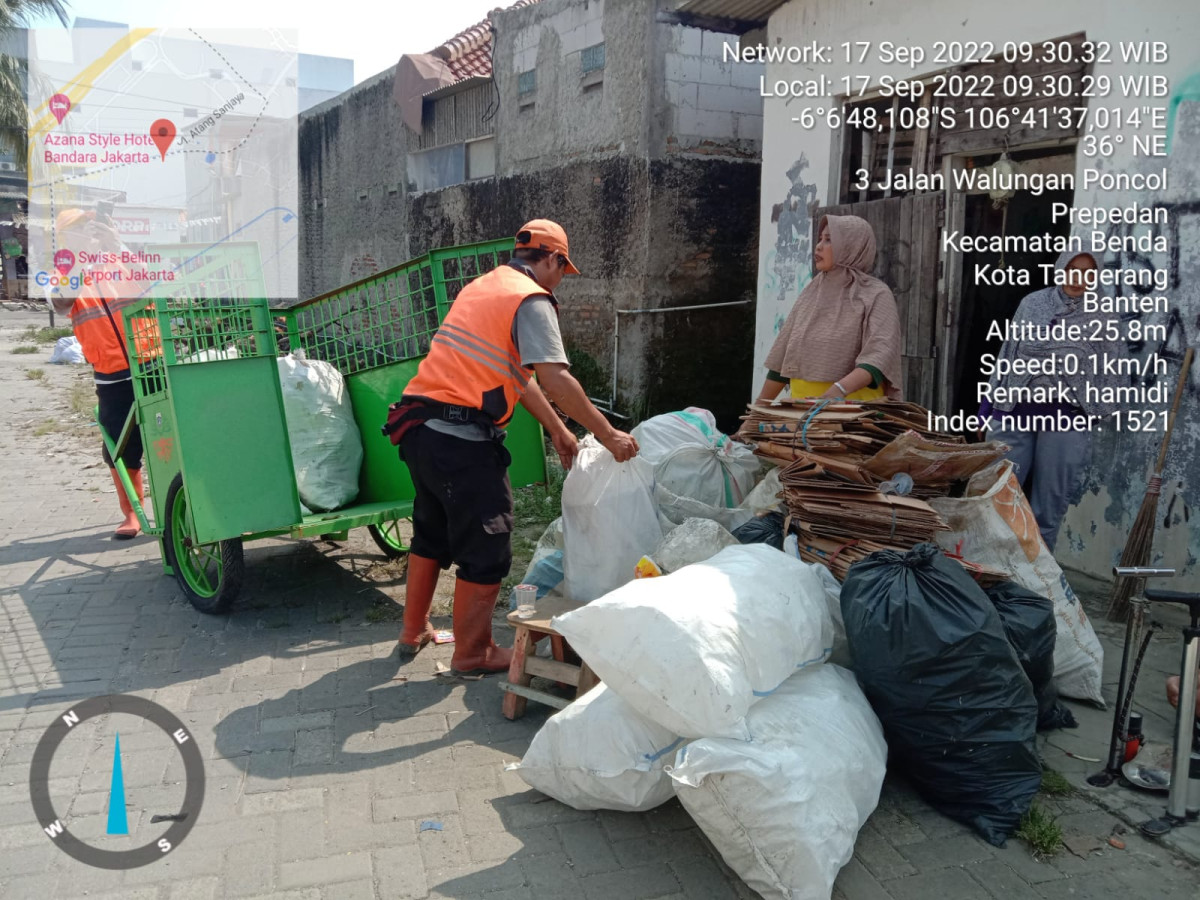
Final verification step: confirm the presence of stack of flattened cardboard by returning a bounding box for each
[739,398,1011,581]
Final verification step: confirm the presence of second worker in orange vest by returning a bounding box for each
[392,219,639,675]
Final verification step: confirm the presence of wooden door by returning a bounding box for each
[812,193,943,410]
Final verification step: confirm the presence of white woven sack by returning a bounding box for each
[633,408,762,507]
[929,460,1104,705]
[561,437,662,603]
[277,351,363,512]
[513,684,682,812]
[553,544,833,739]
[668,665,887,900]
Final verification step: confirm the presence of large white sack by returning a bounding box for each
[562,437,663,603]
[553,544,834,739]
[634,409,762,507]
[277,350,363,512]
[653,517,739,572]
[668,665,887,900]
[930,460,1104,706]
[513,684,683,812]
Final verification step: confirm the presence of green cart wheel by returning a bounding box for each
[163,474,245,614]
[368,519,411,559]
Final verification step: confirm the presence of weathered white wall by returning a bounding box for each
[663,26,763,153]
[756,0,1200,583]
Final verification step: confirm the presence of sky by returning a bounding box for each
[27,0,504,85]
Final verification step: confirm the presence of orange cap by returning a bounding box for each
[515,219,580,275]
[56,208,92,232]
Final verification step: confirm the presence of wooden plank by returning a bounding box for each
[902,193,920,358]
[883,97,899,199]
[505,597,581,633]
[524,656,582,686]
[577,663,600,698]
[498,681,570,711]
[858,131,872,203]
[911,92,932,177]
[502,625,535,720]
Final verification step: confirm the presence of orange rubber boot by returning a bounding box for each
[450,579,513,675]
[111,467,141,540]
[399,555,441,659]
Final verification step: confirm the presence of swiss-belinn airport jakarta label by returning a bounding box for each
[29,695,205,870]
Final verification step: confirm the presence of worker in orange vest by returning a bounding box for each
[384,220,639,675]
[48,208,155,539]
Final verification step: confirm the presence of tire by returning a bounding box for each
[163,474,245,614]
[368,519,411,559]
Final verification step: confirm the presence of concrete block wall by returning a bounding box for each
[496,0,646,172]
[660,24,763,156]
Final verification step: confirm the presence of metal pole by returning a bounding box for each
[1168,630,1200,821]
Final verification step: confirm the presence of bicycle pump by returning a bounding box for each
[1089,566,1174,788]
[1140,583,1200,838]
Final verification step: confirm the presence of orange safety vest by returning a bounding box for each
[404,264,550,425]
[70,265,160,376]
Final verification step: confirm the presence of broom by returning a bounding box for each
[1107,346,1195,621]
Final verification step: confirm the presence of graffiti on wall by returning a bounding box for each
[766,154,820,333]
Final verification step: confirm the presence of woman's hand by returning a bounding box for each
[818,384,845,400]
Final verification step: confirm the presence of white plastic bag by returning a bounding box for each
[562,437,662,603]
[553,544,834,739]
[277,350,363,512]
[653,518,739,573]
[633,409,762,507]
[48,335,85,364]
[513,684,683,812]
[668,665,887,900]
[929,461,1104,705]
[739,466,783,514]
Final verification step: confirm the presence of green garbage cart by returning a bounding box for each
[103,238,547,613]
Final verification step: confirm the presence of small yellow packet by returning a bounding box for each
[634,556,662,579]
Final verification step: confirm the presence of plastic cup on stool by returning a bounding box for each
[514,584,537,619]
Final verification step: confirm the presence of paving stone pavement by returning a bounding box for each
[1,309,1198,899]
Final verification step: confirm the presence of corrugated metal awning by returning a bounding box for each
[422,75,492,101]
[666,0,789,31]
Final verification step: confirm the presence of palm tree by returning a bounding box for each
[0,0,71,168]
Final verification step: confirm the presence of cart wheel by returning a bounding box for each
[368,520,411,559]
[163,474,244,614]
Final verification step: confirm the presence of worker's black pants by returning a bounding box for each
[399,424,513,584]
[96,377,143,469]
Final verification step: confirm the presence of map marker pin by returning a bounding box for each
[49,94,71,125]
[150,118,176,162]
[53,249,75,276]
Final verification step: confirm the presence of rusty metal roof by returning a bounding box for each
[669,0,788,30]
[432,0,541,84]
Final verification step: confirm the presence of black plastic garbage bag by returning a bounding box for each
[732,511,785,550]
[841,543,1041,846]
[985,580,1078,732]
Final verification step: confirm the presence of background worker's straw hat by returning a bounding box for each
[516,219,580,275]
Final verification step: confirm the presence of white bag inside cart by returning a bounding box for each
[277,350,363,512]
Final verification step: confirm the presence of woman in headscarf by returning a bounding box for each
[753,215,903,405]
[980,249,1122,551]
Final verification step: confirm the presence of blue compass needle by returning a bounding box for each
[106,733,129,836]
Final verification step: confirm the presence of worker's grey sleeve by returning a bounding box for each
[512,296,570,367]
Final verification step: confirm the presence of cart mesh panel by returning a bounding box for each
[283,239,513,377]
[123,298,277,399]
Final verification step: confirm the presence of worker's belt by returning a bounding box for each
[382,397,503,446]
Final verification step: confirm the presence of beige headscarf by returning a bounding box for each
[764,215,904,399]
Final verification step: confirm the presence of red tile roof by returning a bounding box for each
[431,0,540,83]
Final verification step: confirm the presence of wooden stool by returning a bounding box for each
[501,597,599,720]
